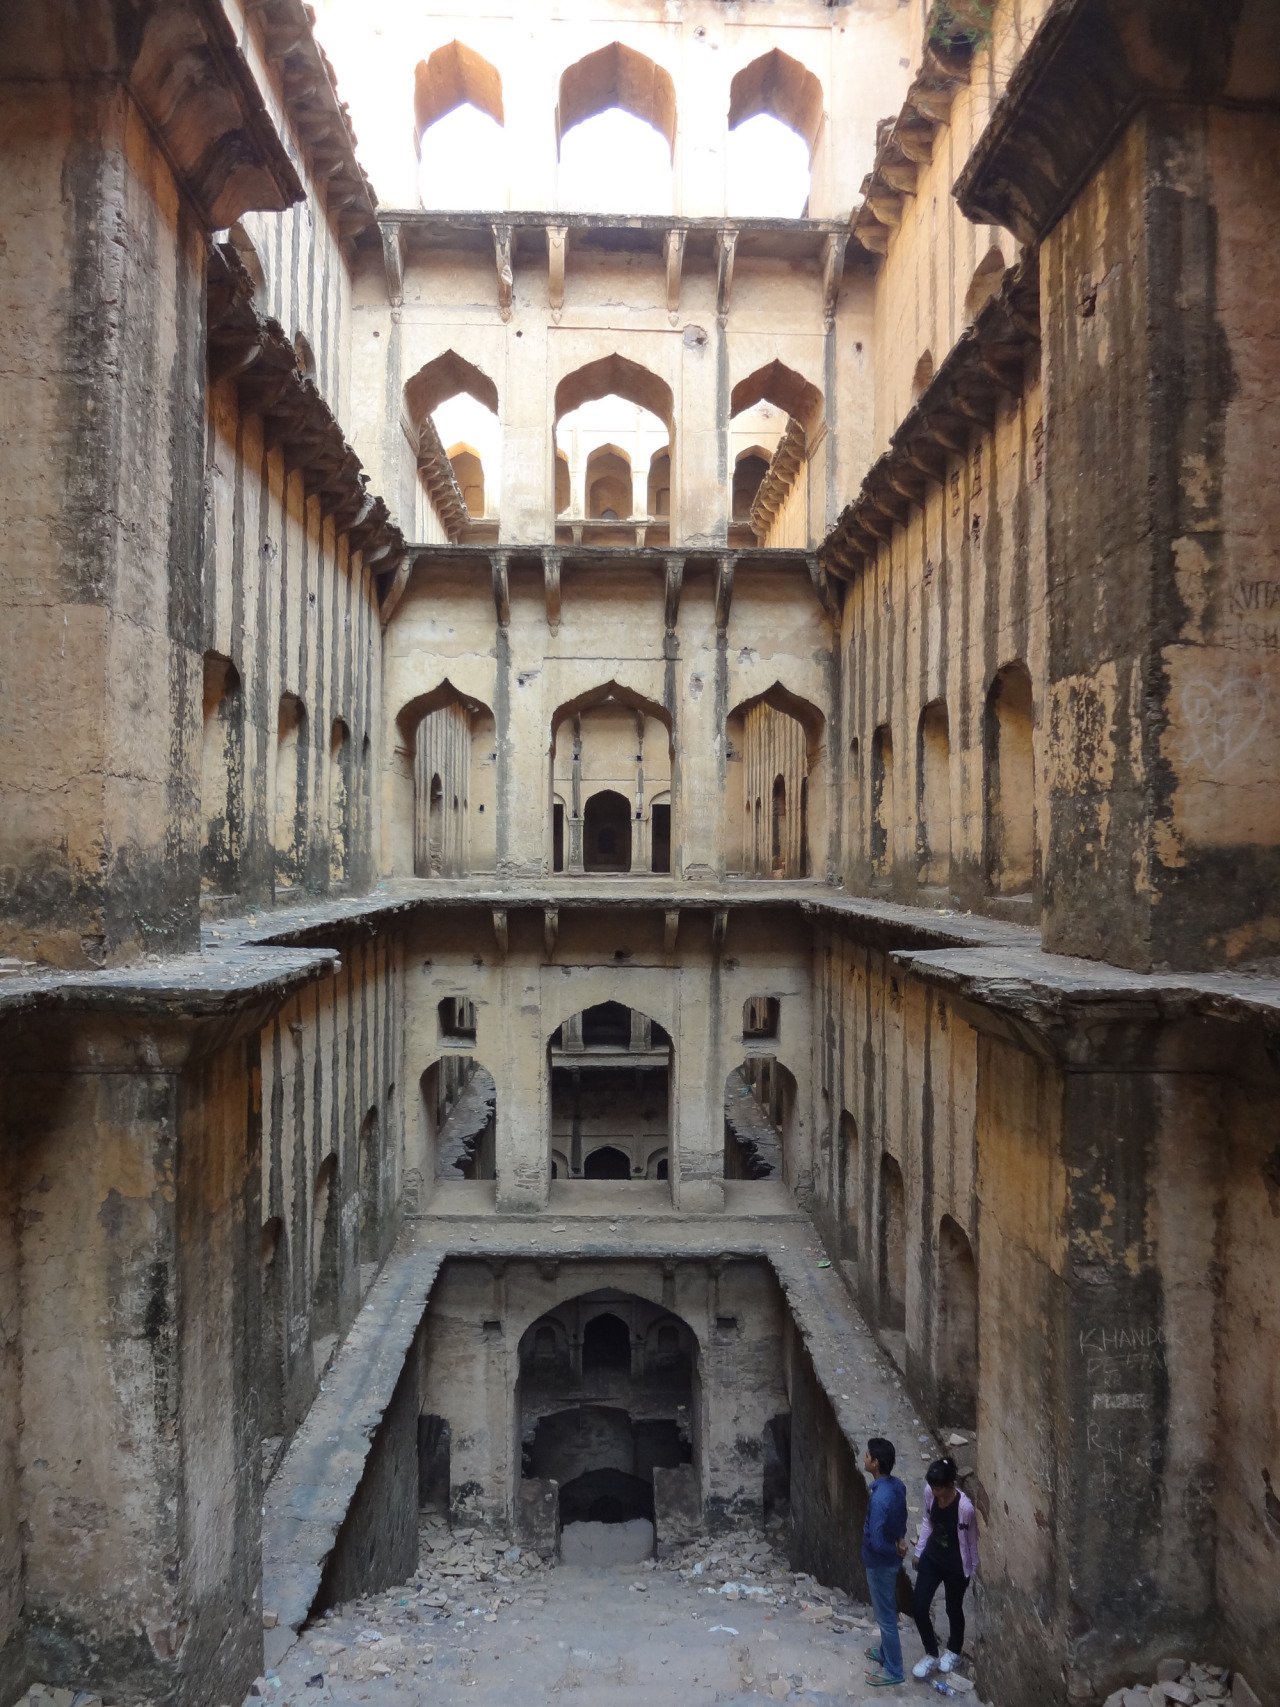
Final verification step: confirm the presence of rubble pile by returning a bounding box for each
[666,1531,877,1635]
[1105,1661,1260,1707]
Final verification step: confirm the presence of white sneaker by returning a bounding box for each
[939,1652,961,1674]
[913,1656,939,1679]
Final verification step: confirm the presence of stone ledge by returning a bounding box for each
[0,944,337,1022]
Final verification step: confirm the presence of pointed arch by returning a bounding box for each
[729,680,825,762]
[556,42,677,157]
[730,360,823,438]
[728,49,825,158]
[404,350,499,433]
[549,678,673,749]
[395,679,494,751]
[414,41,504,142]
[554,353,674,432]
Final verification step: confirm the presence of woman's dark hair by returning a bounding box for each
[926,1456,958,1488]
[867,1436,896,1474]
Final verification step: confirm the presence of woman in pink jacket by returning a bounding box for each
[910,1456,979,1679]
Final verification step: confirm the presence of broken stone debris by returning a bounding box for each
[1105,1660,1254,1707]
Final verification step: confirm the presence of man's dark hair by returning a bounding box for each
[926,1457,958,1488]
[867,1436,896,1474]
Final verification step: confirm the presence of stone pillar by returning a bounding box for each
[957,0,1280,972]
[1,984,295,1707]
[0,5,299,969]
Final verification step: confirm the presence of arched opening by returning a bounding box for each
[727,685,821,878]
[583,1312,632,1369]
[733,447,771,521]
[446,443,485,517]
[259,1217,286,1442]
[964,244,1007,322]
[549,1006,672,1184]
[551,682,673,876]
[274,693,307,892]
[650,793,671,873]
[293,330,316,381]
[423,1058,496,1181]
[583,789,632,872]
[555,359,673,537]
[743,996,780,1039]
[414,43,505,210]
[328,717,351,886]
[770,774,787,874]
[556,44,676,215]
[555,448,571,515]
[984,661,1035,894]
[838,1110,860,1260]
[201,652,243,898]
[396,682,497,879]
[937,1216,978,1429]
[585,443,632,519]
[730,361,823,441]
[647,447,670,518]
[427,774,444,873]
[728,49,825,158]
[358,1106,380,1269]
[879,1153,907,1333]
[726,43,822,219]
[404,352,501,536]
[724,1058,795,1180]
[311,1154,340,1353]
[519,1291,697,1561]
[917,701,951,887]
[911,349,934,401]
[870,722,894,879]
[224,222,265,295]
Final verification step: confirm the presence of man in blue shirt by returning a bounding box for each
[861,1435,908,1686]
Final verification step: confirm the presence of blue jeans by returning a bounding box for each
[865,1564,904,1680]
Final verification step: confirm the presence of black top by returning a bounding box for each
[924,1494,964,1572]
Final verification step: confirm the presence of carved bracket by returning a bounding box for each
[715,556,735,633]
[716,228,738,324]
[493,910,509,958]
[548,225,567,323]
[542,548,562,632]
[664,556,685,636]
[490,551,510,627]
[664,227,686,324]
[543,908,559,961]
[493,224,515,322]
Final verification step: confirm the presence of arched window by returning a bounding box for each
[984,662,1035,894]
[582,1312,632,1369]
[311,1154,339,1341]
[839,1110,860,1259]
[879,1153,906,1332]
[556,44,675,214]
[327,718,352,887]
[583,1145,632,1180]
[726,50,823,219]
[446,444,485,517]
[404,351,502,536]
[274,694,307,891]
[414,43,506,210]
[911,349,934,401]
[647,446,671,518]
[585,443,632,519]
[870,723,894,879]
[937,1216,978,1428]
[770,775,787,873]
[358,1107,380,1263]
[201,652,243,897]
[396,683,496,880]
[583,789,632,872]
[916,701,951,887]
[733,447,771,521]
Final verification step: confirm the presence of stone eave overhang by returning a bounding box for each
[390,542,841,630]
[819,253,1040,580]
[849,20,974,260]
[243,0,379,246]
[207,241,406,581]
[118,0,306,228]
[953,0,1280,247]
[368,210,852,264]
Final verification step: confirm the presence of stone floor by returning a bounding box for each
[258,1519,989,1707]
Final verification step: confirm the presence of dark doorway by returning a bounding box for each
[583,789,632,871]
[584,1145,631,1179]
[651,802,671,872]
[553,801,564,872]
[583,1312,632,1370]
[560,1467,653,1526]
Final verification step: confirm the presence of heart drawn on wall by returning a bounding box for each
[1180,674,1268,775]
